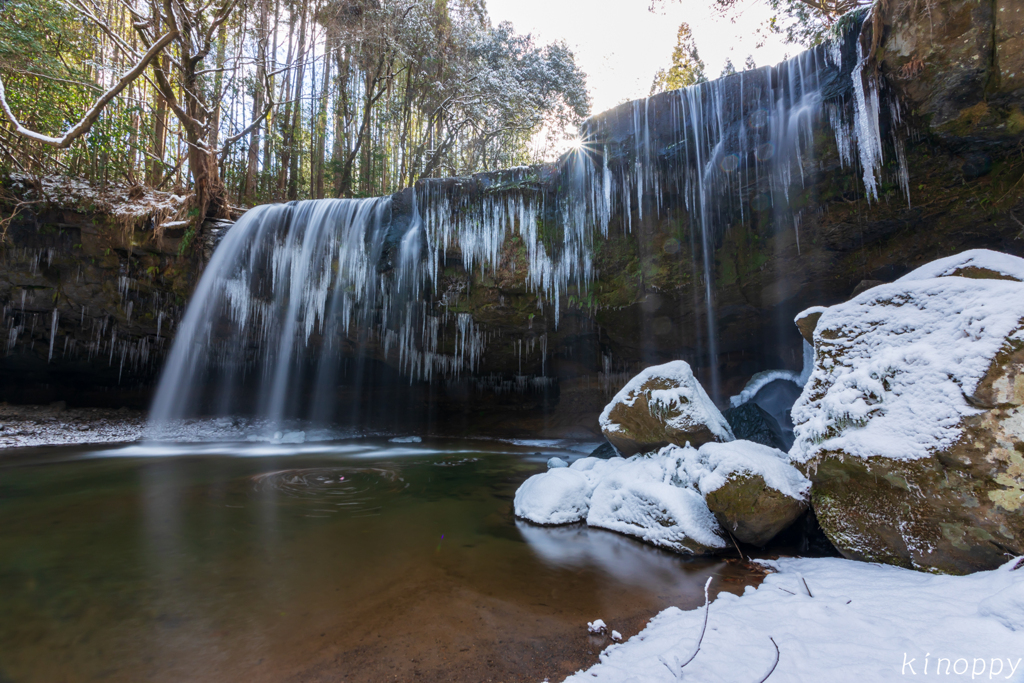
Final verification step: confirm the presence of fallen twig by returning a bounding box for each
[801,577,813,598]
[755,637,780,683]
[660,576,713,680]
[726,528,745,562]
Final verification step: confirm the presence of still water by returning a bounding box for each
[0,439,763,682]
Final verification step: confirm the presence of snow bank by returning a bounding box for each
[10,173,187,222]
[565,556,1024,683]
[897,248,1024,283]
[791,276,1024,463]
[514,441,809,553]
[599,361,734,443]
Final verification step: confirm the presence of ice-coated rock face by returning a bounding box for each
[513,440,810,554]
[792,249,1024,573]
[599,361,734,457]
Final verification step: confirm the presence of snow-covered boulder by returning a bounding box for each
[587,452,727,554]
[599,361,734,457]
[698,441,810,546]
[514,440,810,554]
[792,249,1024,574]
[513,467,591,525]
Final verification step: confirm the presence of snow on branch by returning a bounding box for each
[0,31,177,149]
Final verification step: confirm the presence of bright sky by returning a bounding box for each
[486,0,793,117]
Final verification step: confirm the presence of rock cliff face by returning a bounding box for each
[1,0,1022,427]
[0,176,222,407]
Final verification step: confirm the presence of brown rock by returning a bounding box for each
[795,307,825,345]
[599,361,734,457]
[704,473,808,547]
[794,256,1024,573]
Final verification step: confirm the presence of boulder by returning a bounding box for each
[698,441,810,547]
[512,440,809,553]
[589,441,619,459]
[795,306,826,345]
[599,361,734,457]
[513,467,591,525]
[792,249,1024,573]
[723,402,788,451]
[588,470,726,555]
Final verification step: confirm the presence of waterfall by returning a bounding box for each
[150,15,907,429]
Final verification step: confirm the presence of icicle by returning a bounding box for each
[48,308,58,362]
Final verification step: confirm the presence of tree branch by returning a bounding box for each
[0,31,178,149]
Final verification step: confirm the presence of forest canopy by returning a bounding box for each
[0,0,590,213]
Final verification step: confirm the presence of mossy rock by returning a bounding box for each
[600,362,733,457]
[801,269,1024,573]
[704,472,808,547]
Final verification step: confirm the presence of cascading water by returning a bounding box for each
[150,14,908,433]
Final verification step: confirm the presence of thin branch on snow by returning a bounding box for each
[659,576,713,680]
[754,637,781,683]
[0,32,177,149]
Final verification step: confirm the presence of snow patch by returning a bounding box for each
[564,556,1024,682]
[897,248,1024,283]
[11,173,187,223]
[791,275,1024,463]
[697,441,811,501]
[729,341,814,408]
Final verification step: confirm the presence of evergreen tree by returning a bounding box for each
[649,22,707,95]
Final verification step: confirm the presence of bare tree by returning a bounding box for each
[0,32,176,147]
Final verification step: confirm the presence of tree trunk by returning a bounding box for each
[286,0,309,201]
[242,0,270,204]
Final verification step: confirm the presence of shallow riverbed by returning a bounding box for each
[0,439,765,682]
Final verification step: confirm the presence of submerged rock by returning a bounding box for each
[599,361,734,457]
[792,249,1024,573]
[723,402,787,451]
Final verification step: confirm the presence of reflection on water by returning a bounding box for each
[517,521,706,592]
[0,440,763,683]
